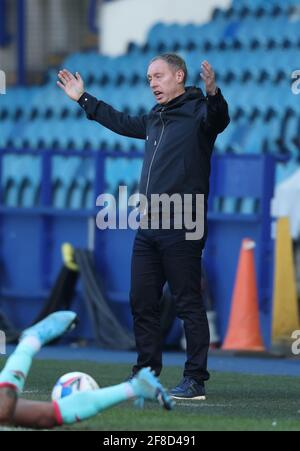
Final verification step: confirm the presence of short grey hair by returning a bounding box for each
[150,53,188,85]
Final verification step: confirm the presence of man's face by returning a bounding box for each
[147,59,185,105]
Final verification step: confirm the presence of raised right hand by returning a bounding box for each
[57,69,85,101]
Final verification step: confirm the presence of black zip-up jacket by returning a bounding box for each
[78,87,230,222]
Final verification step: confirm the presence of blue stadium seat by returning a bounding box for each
[30,86,78,119]
[0,119,15,147]
[105,158,122,193]
[283,115,300,157]
[147,23,170,50]
[19,156,40,207]
[1,155,39,207]
[63,157,90,209]
[276,159,300,185]
[0,87,36,120]
[52,156,86,208]
[240,198,258,215]
[241,122,267,154]
[214,123,234,154]
[222,197,238,214]
[2,155,20,207]
[52,156,67,208]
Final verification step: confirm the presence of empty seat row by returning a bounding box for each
[3,110,300,161]
[211,196,261,215]
[0,82,155,120]
[0,154,141,209]
[2,62,300,122]
[213,3,299,20]
[141,18,300,53]
[1,75,300,154]
[0,117,145,152]
[232,0,300,11]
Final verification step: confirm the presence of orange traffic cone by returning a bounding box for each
[222,239,265,351]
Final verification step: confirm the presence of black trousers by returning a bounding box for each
[130,227,210,382]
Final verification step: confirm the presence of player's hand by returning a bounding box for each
[200,61,217,96]
[57,69,85,101]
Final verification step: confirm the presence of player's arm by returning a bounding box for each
[200,61,230,135]
[57,69,147,139]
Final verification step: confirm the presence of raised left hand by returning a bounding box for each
[200,61,217,96]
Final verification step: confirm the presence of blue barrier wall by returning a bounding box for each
[205,154,276,347]
[0,149,276,348]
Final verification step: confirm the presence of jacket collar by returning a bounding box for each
[152,86,205,112]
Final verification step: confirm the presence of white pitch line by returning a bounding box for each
[177,402,230,408]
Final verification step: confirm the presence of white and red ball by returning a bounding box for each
[51,372,99,401]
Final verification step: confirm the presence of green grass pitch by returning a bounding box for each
[0,359,299,431]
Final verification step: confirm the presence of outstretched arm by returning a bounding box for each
[200,61,230,135]
[57,69,147,140]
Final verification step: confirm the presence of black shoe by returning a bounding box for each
[169,377,206,400]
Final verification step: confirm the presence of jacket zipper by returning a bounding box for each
[145,109,165,198]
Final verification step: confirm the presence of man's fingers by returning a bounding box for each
[201,68,215,83]
[201,64,213,74]
[63,69,76,81]
[58,71,72,86]
[58,72,67,84]
[58,69,73,83]
[201,60,211,69]
[201,61,214,76]
[57,81,66,91]
[75,72,83,83]
[201,69,211,80]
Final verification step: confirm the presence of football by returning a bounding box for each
[51,372,99,401]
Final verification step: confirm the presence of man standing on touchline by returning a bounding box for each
[57,53,230,400]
